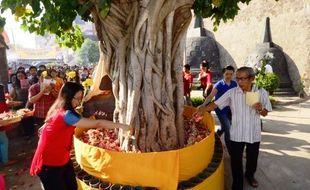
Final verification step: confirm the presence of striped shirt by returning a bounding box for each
[214,84,272,143]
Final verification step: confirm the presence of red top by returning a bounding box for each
[28,83,56,119]
[30,109,75,175]
[199,70,213,88]
[0,102,8,113]
[183,71,193,95]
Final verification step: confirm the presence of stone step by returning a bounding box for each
[273,87,296,97]
[274,87,295,93]
[273,91,297,97]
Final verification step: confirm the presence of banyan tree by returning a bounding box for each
[0,0,260,151]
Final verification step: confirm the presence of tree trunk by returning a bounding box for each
[0,35,9,91]
[90,0,193,151]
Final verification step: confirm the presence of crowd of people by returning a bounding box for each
[5,64,93,140]
[183,60,272,190]
[1,65,91,165]
[1,64,130,190]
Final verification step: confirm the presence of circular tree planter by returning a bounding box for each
[74,107,224,190]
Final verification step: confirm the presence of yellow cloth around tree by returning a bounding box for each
[74,137,179,189]
[74,108,215,190]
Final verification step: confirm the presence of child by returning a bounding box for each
[183,64,193,105]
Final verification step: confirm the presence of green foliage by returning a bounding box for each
[255,52,279,93]
[55,25,84,51]
[76,39,100,67]
[0,17,5,32]
[0,0,278,48]
[193,0,251,30]
[256,73,280,93]
[191,97,205,107]
[0,0,111,49]
[99,0,112,18]
[193,0,278,31]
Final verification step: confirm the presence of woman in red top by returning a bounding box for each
[198,60,213,98]
[30,82,129,190]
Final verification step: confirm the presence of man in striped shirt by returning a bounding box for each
[198,66,272,190]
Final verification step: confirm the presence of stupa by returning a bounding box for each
[186,16,222,82]
[245,17,294,95]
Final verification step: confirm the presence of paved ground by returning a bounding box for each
[0,131,40,190]
[221,96,310,190]
[1,93,309,190]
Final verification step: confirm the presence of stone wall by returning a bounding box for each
[200,0,310,95]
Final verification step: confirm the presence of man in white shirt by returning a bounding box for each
[198,66,272,190]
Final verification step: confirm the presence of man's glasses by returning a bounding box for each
[236,77,250,81]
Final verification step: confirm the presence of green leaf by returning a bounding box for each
[256,73,280,93]
[30,0,41,16]
[192,0,275,28]
[100,6,110,18]
[190,96,205,107]
[55,25,84,50]
[99,0,111,8]
[28,24,36,33]
[0,16,6,29]
[77,2,93,18]
[1,0,17,10]
[99,0,111,18]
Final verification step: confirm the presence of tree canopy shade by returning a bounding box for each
[0,0,274,49]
